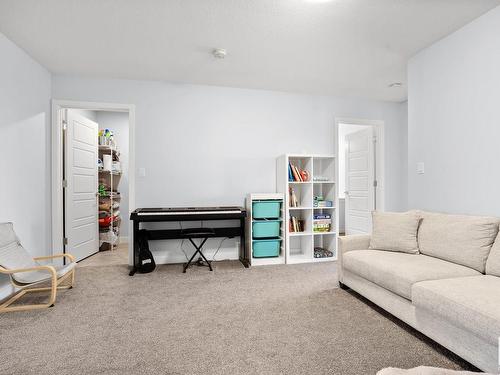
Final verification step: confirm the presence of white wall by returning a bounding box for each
[95,111,129,237]
[408,6,500,216]
[52,76,408,262]
[0,32,51,258]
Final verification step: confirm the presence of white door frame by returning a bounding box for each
[334,117,385,213]
[51,100,136,263]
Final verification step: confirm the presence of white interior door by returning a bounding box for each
[345,127,375,235]
[64,109,99,261]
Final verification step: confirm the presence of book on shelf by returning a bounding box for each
[288,162,309,182]
[289,215,304,233]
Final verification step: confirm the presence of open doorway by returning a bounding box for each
[51,101,135,265]
[336,119,384,236]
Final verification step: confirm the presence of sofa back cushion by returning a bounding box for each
[369,211,421,254]
[418,211,500,273]
[486,231,500,277]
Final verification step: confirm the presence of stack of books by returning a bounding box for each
[313,195,333,208]
[313,213,331,232]
[289,187,299,207]
[289,215,305,232]
[288,162,309,182]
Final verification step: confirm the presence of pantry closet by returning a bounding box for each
[62,109,129,261]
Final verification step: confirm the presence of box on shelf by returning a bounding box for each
[252,201,281,219]
[313,195,333,208]
[253,239,281,258]
[252,220,281,238]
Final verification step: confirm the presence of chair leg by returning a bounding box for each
[0,288,56,313]
[55,270,75,290]
[0,275,59,313]
[70,269,75,288]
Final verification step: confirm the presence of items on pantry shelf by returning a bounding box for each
[313,212,332,232]
[313,195,333,208]
[103,154,112,171]
[289,215,304,232]
[314,247,334,258]
[98,128,121,251]
[289,187,299,207]
[288,162,309,182]
[98,128,115,147]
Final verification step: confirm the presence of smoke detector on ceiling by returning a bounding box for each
[212,48,227,59]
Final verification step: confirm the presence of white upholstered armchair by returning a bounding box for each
[0,222,76,313]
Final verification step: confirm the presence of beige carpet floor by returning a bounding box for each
[0,260,476,375]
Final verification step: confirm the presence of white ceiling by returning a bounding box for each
[0,0,498,102]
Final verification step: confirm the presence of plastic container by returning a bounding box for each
[252,220,281,238]
[252,201,281,219]
[252,239,281,258]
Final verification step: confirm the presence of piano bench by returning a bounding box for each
[182,228,216,273]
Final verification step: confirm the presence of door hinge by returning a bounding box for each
[62,119,67,130]
[373,180,378,187]
[62,180,68,188]
[63,237,68,245]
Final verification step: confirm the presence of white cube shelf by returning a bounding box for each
[277,154,338,264]
[245,193,285,266]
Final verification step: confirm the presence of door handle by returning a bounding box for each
[344,191,349,195]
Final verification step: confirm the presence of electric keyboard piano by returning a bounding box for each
[129,207,248,275]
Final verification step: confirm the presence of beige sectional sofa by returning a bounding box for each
[339,211,500,373]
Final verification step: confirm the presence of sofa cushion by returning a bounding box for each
[412,275,500,346]
[486,231,500,277]
[417,211,500,273]
[343,250,480,300]
[369,211,421,254]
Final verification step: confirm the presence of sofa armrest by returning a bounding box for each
[338,234,371,284]
[339,234,371,254]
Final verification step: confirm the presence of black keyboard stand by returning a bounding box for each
[182,228,215,273]
[129,207,248,276]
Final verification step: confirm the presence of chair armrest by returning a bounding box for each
[338,234,371,284]
[34,253,76,263]
[0,265,57,283]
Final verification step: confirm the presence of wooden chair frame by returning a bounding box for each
[0,253,76,313]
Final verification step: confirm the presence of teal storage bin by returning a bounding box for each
[252,201,281,219]
[253,239,281,258]
[252,220,281,238]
